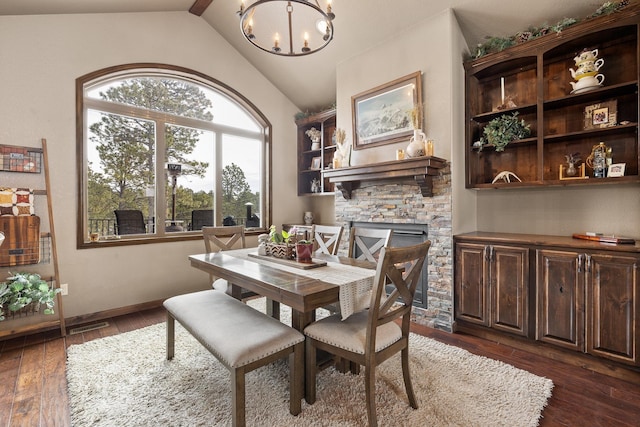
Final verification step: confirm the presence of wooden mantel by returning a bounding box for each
[322,156,447,199]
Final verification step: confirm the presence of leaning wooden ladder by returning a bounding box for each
[0,138,65,339]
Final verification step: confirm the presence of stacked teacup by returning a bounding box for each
[569,48,605,93]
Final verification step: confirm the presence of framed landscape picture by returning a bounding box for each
[351,71,422,150]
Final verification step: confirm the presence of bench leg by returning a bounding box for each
[232,367,246,427]
[290,342,303,415]
[166,312,175,360]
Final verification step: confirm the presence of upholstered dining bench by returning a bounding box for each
[163,290,304,427]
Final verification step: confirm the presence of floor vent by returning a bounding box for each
[69,321,109,335]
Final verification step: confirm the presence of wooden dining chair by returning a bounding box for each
[348,227,393,262]
[313,224,344,256]
[202,225,245,290]
[310,224,343,317]
[304,240,431,427]
[202,225,279,318]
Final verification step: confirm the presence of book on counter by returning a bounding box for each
[572,232,636,244]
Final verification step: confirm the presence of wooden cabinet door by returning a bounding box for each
[455,243,489,326]
[490,245,530,337]
[536,249,585,351]
[586,254,639,366]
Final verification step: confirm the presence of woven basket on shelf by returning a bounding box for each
[266,242,293,259]
[1,302,43,320]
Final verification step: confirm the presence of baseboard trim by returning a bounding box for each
[65,299,165,329]
[455,321,640,385]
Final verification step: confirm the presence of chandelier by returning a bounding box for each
[238,0,335,57]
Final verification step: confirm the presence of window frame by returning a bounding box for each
[76,63,272,248]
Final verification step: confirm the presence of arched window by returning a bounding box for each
[76,64,270,247]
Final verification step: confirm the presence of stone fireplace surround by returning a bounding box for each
[332,166,453,331]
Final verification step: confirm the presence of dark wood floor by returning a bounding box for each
[1,307,639,426]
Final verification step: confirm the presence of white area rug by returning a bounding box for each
[66,301,553,426]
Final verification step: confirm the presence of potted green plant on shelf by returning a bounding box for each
[480,112,531,152]
[0,272,61,321]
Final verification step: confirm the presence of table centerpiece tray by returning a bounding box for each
[248,252,327,269]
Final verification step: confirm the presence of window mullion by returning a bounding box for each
[156,121,167,235]
[214,131,223,226]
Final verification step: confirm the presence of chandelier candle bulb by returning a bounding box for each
[303,32,310,52]
[327,0,335,19]
[246,19,254,38]
[501,77,505,105]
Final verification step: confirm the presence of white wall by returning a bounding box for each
[0,12,304,318]
[337,11,454,165]
[449,11,477,234]
[477,186,640,236]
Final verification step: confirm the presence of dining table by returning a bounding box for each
[188,247,378,332]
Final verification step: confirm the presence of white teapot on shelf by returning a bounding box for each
[570,74,605,92]
[574,48,599,64]
[569,58,604,80]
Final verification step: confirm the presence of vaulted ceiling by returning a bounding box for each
[0,0,606,111]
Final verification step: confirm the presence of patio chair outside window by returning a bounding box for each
[114,210,146,235]
[191,209,214,231]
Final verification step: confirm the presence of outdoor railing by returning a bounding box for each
[88,216,252,235]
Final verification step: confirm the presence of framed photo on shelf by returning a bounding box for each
[352,71,422,150]
[310,156,322,170]
[584,100,617,130]
[608,163,626,177]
